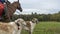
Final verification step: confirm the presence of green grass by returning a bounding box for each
[21,21,60,34]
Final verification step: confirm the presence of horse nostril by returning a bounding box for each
[20,9,22,12]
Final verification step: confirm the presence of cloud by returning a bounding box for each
[14,9,60,15]
[20,0,60,9]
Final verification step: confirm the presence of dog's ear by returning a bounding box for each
[32,20,36,23]
[31,20,34,23]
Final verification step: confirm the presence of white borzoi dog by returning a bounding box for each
[0,20,22,34]
[15,18,38,34]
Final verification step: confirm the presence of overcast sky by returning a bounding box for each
[8,0,60,14]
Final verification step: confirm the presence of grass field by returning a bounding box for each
[21,21,60,34]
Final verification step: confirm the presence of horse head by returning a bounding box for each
[15,1,22,12]
[12,1,22,12]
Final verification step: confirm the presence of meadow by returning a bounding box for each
[21,21,60,34]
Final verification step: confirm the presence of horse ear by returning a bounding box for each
[18,0,19,3]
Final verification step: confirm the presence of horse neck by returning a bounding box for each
[11,3,18,9]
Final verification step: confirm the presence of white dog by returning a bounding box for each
[0,20,21,34]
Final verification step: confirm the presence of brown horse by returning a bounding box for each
[3,1,22,22]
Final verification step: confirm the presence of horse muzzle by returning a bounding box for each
[20,9,22,12]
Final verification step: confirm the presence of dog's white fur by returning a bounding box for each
[0,21,21,34]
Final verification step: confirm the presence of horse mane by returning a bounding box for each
[6,1,11,5]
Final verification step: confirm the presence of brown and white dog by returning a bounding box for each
[25,18,38,34]
[0,20,21,34]
[16,18,38,34]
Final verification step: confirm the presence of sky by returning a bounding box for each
[8,0,60,14]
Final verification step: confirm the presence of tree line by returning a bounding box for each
[12,11,60,22]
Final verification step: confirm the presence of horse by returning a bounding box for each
[3,1,22,22]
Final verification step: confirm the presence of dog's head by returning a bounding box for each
[15,18,26,27]
[32,18,38,24]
